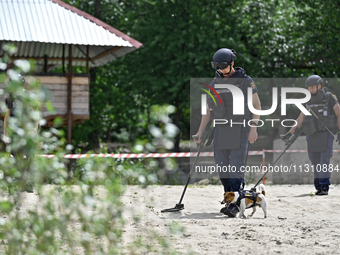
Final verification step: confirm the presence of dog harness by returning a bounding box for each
[236,190,258,208]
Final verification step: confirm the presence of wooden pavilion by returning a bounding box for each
[0,0,142,143]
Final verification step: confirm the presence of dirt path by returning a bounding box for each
[121,184,340,254]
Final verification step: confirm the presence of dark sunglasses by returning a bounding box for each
[211,62,231,70]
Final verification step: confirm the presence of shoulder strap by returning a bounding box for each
[324,92,333,106]
[236,191,244,207]
[235,74,248,91]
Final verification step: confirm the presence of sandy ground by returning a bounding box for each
[121,184,340,255]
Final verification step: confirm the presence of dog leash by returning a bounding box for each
[250,144,291,192]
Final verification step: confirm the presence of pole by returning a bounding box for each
[62,44,65,74]
[44,54,48,73]
[262,149,265,185]
[86,45,89,74]
[67,45,72,145]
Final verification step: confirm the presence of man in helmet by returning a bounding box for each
[281,75,340,195]
[4,74,31,136]
[194,48,262,217]
[4,74,38,193]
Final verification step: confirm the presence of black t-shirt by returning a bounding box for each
[327,93,339,115]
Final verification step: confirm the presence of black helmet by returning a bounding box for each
[305,75,323,88]
[211,48,237,70]
[18,74,26,85]
[8,73,26,85]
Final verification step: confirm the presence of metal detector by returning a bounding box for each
[249,145,288,192]
[161,122,214,213]
[250,104,339,192]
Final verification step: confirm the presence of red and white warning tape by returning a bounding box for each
[264,150,340,153]
[37,149,340,159]
[39,152,213,159]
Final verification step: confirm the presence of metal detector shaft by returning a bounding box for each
[161,123,213,213]
[179,124,213,203]
[177,147,202,204]
[161,147,202,213]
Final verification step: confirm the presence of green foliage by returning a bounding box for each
[0,46,181,254]
[62,0,340,147]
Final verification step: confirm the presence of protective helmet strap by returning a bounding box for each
[311,85,321,97]
[223,63,233,75]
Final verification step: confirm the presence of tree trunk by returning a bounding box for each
[89,68,100,149]
[95,0,101,19]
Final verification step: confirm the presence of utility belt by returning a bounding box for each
[214,120,250,150]
[302,115,337,135]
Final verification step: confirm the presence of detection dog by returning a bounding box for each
[223,184,267,219]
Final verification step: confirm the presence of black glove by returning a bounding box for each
[285,133,298,147]
[215,70,224,78]
[192,134,205,149]
[280,132,292,143]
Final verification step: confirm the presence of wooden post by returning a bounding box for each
[262,149,266,184]
[67,45,72,145]
[86,45,89,74]
[44,54,48,73]
[62,44,65,74]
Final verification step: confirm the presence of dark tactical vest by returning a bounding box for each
[210,68,253,150]
[302,89,338,153]
[208,67,253,122]
[302,89,338,135]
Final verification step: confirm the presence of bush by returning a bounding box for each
[0,45,181,254]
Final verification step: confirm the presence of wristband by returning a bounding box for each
[249,121,258,126]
